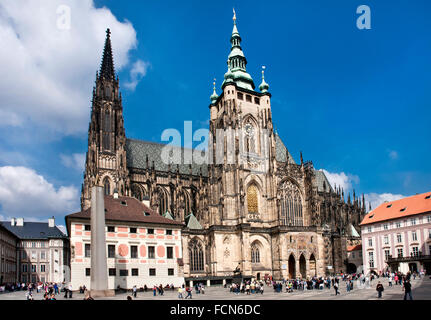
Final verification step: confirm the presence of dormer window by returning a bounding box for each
[400,207,406,212]
[121,200,127,206]
[386,204,392,208]
[426,195,431,199]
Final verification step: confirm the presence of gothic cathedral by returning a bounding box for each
[81,15,365,282]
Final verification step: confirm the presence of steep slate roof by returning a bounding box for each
[314,170,334,193]
[66,195,183,226]
[126,136,332,194]
[125,139,208,176]
[274,133,296,164]
[360,191,431,226]
[0,221,66,240]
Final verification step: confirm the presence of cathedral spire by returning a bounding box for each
[210,78,219,104]
[259,66,269,93]
[100,28,115,80]
[222,9,255,91]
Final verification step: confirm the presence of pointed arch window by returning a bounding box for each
[189,240,204,273]
[103,177,111,196]
[251,245,260,263]
[247,184,259,214]
[279,181,303,226]
[158,188,169,216]
[131,184,143,201]
[103,111,111,151]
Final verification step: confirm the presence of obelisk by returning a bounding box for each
[90,186,115,297]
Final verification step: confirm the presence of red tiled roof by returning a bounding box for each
[347,244,362,252]
[360,191,431,226]
[66,195,183,226]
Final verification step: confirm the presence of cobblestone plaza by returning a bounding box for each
[0,278,429,301]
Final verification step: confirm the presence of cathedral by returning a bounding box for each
[80,13,365,283]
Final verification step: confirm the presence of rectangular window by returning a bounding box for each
[368,252,374,268]
[40,264,45,273]
[131,245,138,259]
[384,235,389,245]
[22,264,28,273]
[85,268,91,276]
[397,248,403,258]
[130,227,137,234]
[254,97,260,105]
[246,95,252,102]
[109,268,116,276]
[166,229,172,235]
[22,251,27,260]
[412,247,419,257]
[108,245,115,258]
[368,238,373,247]
[132,268,139,276]
[396,221,401,228]
[85,244,91,257]
[148,246,155,259]
[41,242,46,248]
[119,269,128,277]
[367,226,372,233]
[397,234,402,243]
[168,268,174,276]
[40,251,46,260]
[31,265,36,273]
[149,268,156,276]
[427,216,431,223]
[107,226,115,232]
[412,231,417,241]
[31,242,36,248]
[384,250,390,261]
[84,225,91,231]
[31,251,36,260]
[147,228,154,234]
[383,224,388,230]
[167,247,173,259]
[237,92,243,100]
[411,218,416,226]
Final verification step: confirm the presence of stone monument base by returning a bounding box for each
[90,289,116,298]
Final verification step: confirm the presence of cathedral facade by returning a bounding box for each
[81,15,364,283]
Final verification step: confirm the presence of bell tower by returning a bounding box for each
[208,11,277,227]
[81,29,129,210]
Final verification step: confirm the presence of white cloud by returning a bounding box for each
[320,169,359,191]
[365,192,406,210]
[388,150,398,160]
[0,0,139,135]
[124,59,150,91]
[60,153,85,172]
[0,166,79,218]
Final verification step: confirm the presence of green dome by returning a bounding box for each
[259,67,269,93]
[210,80,219,104]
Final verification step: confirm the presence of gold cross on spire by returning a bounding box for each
[233,8,237,22]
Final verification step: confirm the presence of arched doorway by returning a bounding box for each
[256,272,261,281]
[299,254,306,279]
[347,263,357,274]
[288,254,296,279]
[309,254,317,277]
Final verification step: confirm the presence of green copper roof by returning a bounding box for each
[259,67,269,93]
[163,211,174,220]
[210,80,219,104]
[222,11,255,91]
[350,224,360,237]
[185,213,203,230]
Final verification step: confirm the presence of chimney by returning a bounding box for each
[48,216,55,228]
[142,195,150,208]
[113,188,119,199]
[16,218,24,226]
[10,218,16,226]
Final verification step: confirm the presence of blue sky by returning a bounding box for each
[0,0,430,224]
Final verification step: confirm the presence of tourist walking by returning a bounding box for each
[132,285,137,298]
[334,281,340,295]
[376,281,384,298]
[185,287,192,299]
[403,280,413,300]
[178,286,183,299]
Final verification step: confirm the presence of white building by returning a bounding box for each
[66,195,184,290]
